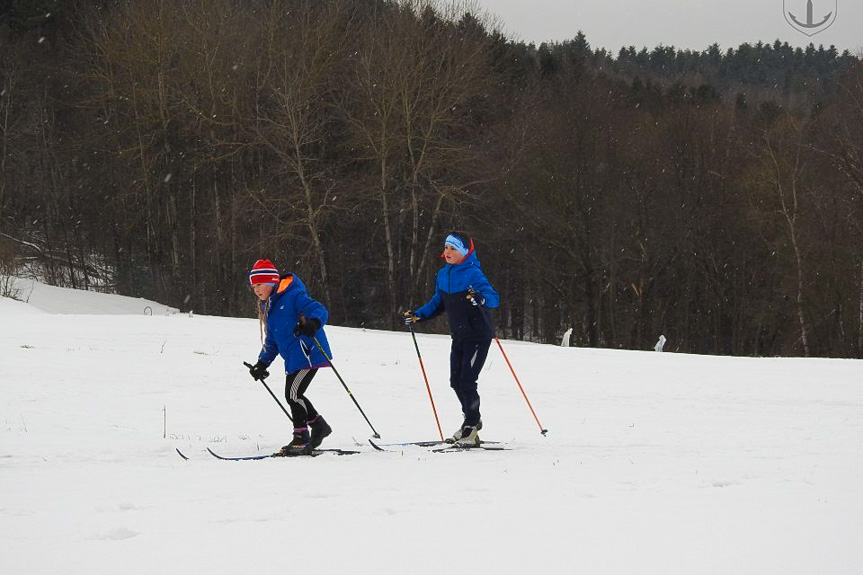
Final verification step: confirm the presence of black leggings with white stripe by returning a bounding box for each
[284,368,319,428]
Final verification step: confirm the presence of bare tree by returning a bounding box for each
[341,0,497,324]
[249,1,355,306]
[0,38,16,221]
[750,117,813,356]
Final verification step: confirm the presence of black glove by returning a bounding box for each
[247,360,269,381]
[294,317,321,337]
[466,286,485,307]
[402,310,420,325]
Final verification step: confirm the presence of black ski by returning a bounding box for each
[368,439,507,452]
[206,447,359,460]
[431,443,510,453]
[368,439,445,450]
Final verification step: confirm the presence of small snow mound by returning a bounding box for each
[0,296,45,315]
[95,527,139,541]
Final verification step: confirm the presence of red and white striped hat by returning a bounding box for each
[248,259,279,285]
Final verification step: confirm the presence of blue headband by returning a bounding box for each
[444,234,469,257]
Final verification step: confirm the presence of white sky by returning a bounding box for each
[472,0,863,54]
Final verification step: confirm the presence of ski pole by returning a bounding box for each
[242,361,292,422]
[494,338,548,435]
[406,321,444,441]
[311,335,381,438]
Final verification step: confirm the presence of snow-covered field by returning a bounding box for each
[1,281,862,574]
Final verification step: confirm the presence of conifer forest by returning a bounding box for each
[2,0,862,357]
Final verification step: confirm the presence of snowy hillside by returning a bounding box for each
[1,283,862,574]
[2,277,178,315]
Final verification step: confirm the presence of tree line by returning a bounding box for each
[1,0,862,357]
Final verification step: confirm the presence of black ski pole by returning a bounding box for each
[311,335,381,438]
[242,361,292,422]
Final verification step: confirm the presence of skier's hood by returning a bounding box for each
[445,247,482,270]
[271,273,307,300]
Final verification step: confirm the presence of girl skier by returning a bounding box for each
[403,232,500,445]
[246,259,333,456]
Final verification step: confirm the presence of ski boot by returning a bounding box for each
[448,418,482,444]
[454,424,481,447]
[276,427,312,456]
[308,415,332,450]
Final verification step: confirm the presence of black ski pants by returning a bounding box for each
[449,339,491,427]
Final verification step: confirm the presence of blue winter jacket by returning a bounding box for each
[415,249,500,341]
[257,274,332,374]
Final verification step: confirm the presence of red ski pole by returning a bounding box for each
[407,322,444,441]
[495,337,548,435]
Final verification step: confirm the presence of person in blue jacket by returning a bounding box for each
[246,259,333,456]
[403,232,500,446]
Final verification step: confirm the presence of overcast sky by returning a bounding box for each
[471,0,862,54]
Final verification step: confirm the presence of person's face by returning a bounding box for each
[252,282,274,301]
[443,244,465,265]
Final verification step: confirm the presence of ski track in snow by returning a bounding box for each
[1,281,862,574]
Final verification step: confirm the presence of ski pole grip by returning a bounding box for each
[244,361,269,381]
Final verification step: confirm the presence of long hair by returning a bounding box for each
[257,297,270,347]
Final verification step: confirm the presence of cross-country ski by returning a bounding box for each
[368,439,507,452]
[206,447,360,460]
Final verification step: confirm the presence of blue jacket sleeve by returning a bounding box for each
[415,289,444,320]
[469,269,500,309]
[296,290,329,327]
[258,323,279,366]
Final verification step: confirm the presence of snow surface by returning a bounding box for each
[1,282,862,574]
